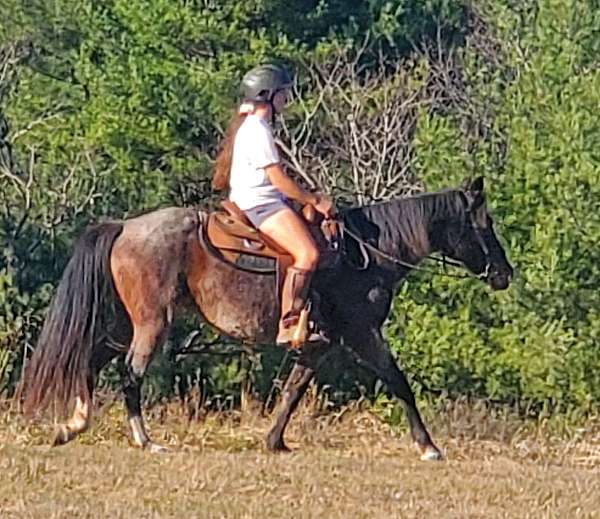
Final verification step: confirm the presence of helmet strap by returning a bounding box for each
[268,90,280,123]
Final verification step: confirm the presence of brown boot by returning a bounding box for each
[276,267,328,347]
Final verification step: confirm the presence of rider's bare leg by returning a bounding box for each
[258,206,318,271]
[258,207,324,345]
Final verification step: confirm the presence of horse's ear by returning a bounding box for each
[462,176,485,209]
[463,176,484,193]
[470,176,484,193]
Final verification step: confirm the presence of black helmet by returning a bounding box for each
[240,64,293,102]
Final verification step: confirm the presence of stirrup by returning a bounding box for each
[276,309,330,347]
[304,328,331,345]
[276,329,330,348]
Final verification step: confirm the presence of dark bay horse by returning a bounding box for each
[18,177,512,460]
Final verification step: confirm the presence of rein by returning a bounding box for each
[340,221,489,281]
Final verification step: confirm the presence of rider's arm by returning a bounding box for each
[264,163,319,206]
[252,122,333,216]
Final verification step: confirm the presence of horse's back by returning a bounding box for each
[122,206,199,238]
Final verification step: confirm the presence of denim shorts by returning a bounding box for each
[244,200,288,228]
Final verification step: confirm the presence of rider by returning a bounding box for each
[212,64,334,345]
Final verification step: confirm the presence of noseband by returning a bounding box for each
[465,207,492,280]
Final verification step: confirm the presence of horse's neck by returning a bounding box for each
[347,190,466,269]
[421,190,468,254]
[345,201,428,269]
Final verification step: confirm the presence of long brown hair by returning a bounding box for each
[212,111,248,191]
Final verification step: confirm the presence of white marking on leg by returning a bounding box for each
[52,397,91,446]
[417,443,444,461]
[67,397,91,434]
[129,416,149,447]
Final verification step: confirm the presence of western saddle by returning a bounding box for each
[205,200,340,270]
[203,200,340,348]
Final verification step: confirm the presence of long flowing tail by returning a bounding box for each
[17,222,123,416]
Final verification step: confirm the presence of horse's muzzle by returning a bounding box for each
[487,267,512,290]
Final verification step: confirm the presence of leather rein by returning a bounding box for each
[335,209,491,281]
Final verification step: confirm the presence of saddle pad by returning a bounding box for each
[235,253,276,272]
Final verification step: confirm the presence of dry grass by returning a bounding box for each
[0,392,599,519]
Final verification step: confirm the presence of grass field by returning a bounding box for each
[1,394,599,519]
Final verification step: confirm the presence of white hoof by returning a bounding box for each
[419,446,443,461]
[52,425,72,446]
[147,443,170,454]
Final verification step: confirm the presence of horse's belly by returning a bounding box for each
[192,262,279,343]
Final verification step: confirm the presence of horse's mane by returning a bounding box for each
[342,189,468,263]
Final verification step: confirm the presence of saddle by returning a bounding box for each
[205,200,341,272]
[203,200,340,348]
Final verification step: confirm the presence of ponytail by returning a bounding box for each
[212,112,248,191]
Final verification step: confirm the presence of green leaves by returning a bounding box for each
[0,0,598,414]
[386,0,600,412]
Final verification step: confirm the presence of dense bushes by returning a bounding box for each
[0,1,598,414]
[395,0,600,411]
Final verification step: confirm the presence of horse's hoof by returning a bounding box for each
[51,425,70,447]
[266,436,291,453]
[147,442,170,454]
[419,445,443,461]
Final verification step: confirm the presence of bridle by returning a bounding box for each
[338,204,493,281]
[465,206,492,280]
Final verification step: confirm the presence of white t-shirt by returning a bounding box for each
[229,114,283,210]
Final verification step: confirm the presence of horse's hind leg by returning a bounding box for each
[52,396,92,446]
[266,346,330,452]
[123,318,169,453]
[52,344,120,446]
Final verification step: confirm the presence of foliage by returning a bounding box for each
[397,0,600,412]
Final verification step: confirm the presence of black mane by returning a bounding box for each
[342,189,468,264]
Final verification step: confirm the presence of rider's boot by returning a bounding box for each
[276,266,329,347]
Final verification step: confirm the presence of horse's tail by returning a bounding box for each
[17,222,124,416]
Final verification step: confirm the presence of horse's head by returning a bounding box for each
[439,177,513,290]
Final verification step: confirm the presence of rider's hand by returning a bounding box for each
[313,195,335,219]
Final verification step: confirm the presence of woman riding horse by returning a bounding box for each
[212,64,334,345]
[16,64,513,458]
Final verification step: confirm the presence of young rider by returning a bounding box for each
[212,64,333,345]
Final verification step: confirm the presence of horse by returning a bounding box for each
[17,176,512,460]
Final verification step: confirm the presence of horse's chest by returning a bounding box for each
[326,277,392,328]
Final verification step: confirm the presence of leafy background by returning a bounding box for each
[1,0,598,416]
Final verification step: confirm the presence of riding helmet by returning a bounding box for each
[240,64,293,102]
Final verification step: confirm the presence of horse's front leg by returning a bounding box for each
[266,345,330,452]
[345,328,442,461]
